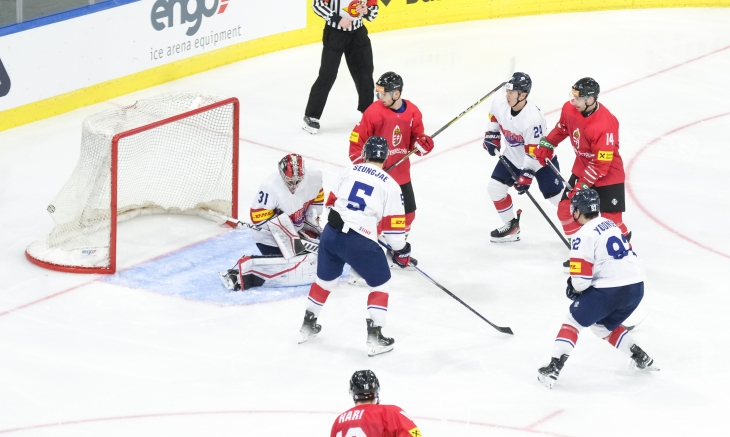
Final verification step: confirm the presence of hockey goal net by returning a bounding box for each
[26,92,239,274]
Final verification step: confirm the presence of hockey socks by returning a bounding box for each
[601,211,629,237]
[552,317,582,359]
[557,198,582,236]
[305,282,331,318]
[366,291,389,327]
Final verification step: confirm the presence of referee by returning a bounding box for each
[303,0,379,134]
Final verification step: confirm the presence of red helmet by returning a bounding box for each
[278,154,305,193]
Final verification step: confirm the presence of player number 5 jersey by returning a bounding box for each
[569,216,645,291]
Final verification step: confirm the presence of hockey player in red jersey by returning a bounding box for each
[331,370,422,437]
[349,71,434,235]
[533,78,630,243]
[537,190,658,389]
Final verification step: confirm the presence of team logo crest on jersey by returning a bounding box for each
[501,128,524,146]
[343,1,361,17]
[572,128,581,148]
[393,125,402,146]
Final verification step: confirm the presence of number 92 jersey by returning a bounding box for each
[330,164,406,249]
[569,217,645,292]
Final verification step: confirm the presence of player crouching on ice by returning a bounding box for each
[219,154,324,291]
[537,189,658,389]
[298,136,413,356]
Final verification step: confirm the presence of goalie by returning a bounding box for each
[219,154,325,291]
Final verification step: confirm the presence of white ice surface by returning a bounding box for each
[1,8,730,436]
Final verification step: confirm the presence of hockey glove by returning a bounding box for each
[565,277,580,300]
[514,169,535,195]
[415,135,434,156]
[533,137,556,166]
[567,181,591,199]
[483,131,501,156]
[391,242,412,268]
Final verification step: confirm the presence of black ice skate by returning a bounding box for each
[629,344,660,371]
[537,354,569,389]
[366,318,395,357]
[302,116,320,134]
[219,269,240,291]
[298,310,322,344]
[490,209,521,243]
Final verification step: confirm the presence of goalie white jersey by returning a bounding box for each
[250,167,325,248]
[569,216,645,291]
[487,97,547,172]
[330,164,406,250]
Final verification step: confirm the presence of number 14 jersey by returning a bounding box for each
[569,216,645,292]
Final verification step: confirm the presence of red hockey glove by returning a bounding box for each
[483,130,501,156]
[514,169,535,195]
[391,242,412,268]
[414,135,434,156]
[567,181,591,199]
[533,137,556,166]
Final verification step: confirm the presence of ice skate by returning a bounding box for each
[219,269,240,291]
[366,318,395,356]
[490,210,521,243]
[348,268,370,287]
[537,354,569,389]
[298,310,322,344]
[629,344,659,371]
[302,116,320,134]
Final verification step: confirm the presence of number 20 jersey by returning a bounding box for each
[330,163,406,250]
[569,216,645,292]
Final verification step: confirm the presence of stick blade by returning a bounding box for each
[498,326,514,335]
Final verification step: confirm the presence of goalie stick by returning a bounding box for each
[496,152,571,249]
[207,210,319,254]
[384,57,517,173]
[378,240,513,335]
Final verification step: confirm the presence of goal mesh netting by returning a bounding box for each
[26,92,239,273]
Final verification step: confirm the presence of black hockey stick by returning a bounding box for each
[378,240,513,335]
[544,158,573,191]
[384,58,517,173]
[496,153,570,249]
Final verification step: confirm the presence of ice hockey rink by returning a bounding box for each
[1,7,729,436]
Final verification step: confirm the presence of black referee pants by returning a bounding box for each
[305,25,374,119]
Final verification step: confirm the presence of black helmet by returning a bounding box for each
[571,188,601,216]
[349,370,380,403]
[507,72,532,95]
[572,77,600,99]
[362,136,389,163]
[376,71,403,94]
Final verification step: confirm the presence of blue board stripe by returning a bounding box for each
[0,0,141,37]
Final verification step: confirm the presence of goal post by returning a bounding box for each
[26,93,240,274]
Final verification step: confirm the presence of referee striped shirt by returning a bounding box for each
[312,0,379,31]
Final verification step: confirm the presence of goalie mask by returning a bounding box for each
[349,369,381,404]
[278,154,305,193]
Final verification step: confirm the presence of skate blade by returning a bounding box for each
[367,345,394,357]
[537,374,556,389]
[298,329,320,344]
[490,235,521,243]
[218,272,235,290]
[302,125,318,135]
[629,361,660,371]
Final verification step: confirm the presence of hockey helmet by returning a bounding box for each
[570,188,601,216]
[571,77,600,100]
[362,136,389,163]
[376,71,404,96]
[349,369,381,403]
[278,153,305,193]
[506,72,532,95]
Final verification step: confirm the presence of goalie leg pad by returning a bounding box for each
[237,253,318,290]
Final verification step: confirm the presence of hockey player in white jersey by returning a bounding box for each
[298,136,412,356]
[537,189,658,389]
[219,154,325,291]
[483,72,564,242]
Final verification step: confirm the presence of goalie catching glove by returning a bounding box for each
[391,242,413,268]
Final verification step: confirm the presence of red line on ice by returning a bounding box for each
[625,112,730,260]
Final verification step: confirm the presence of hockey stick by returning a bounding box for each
[206,210,319,253]
[623,313,648,332]
[378,240,514,335]
[383,57,517,173]
[544,158,573,191]
[496,153,570,249]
